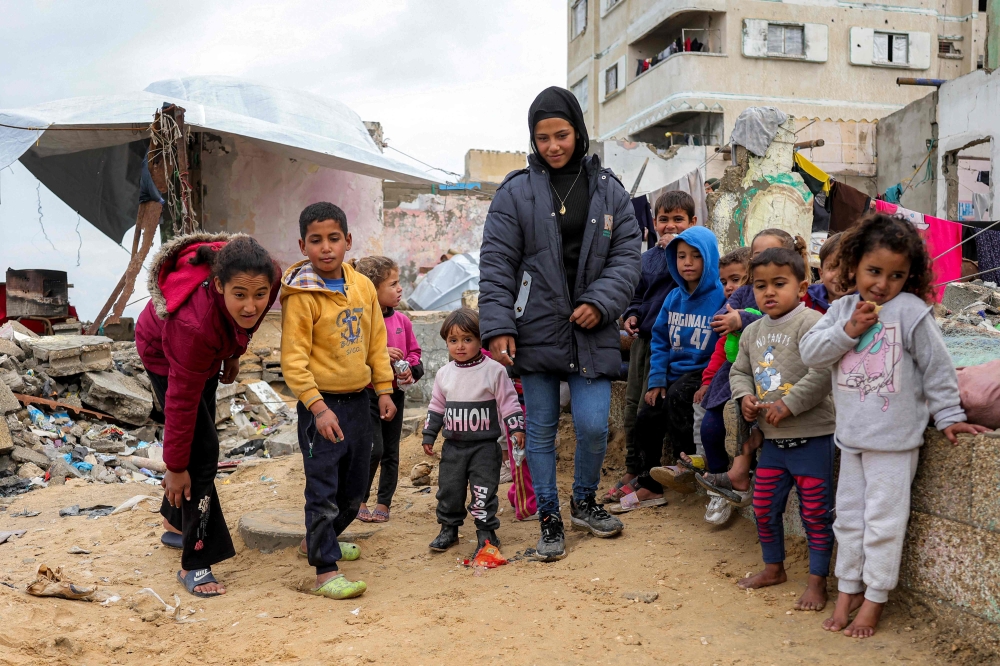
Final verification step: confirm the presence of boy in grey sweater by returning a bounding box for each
[729,248,837,612]
[799,214,987,638]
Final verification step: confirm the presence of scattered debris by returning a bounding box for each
[111,494,159,515]
[622,591,659,603]
[0,530,26,545]
[68,546,91,554]
[26,564,96,601]
[411,461,433,486]
[59,504,115,518]
[11,508,39,517]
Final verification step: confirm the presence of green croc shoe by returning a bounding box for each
[297,542,361,561]
[340,542,361,561]
[311,574,367,600]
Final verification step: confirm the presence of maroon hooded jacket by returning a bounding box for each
[136,233,280,473]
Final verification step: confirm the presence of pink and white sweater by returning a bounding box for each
[384,308,421,389]
[422,354,524,447]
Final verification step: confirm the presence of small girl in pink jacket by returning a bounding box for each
[353,257,422,523]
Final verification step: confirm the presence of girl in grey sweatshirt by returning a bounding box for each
[800,214,988,639]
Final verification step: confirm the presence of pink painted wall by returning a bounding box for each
[199,135,384,273]
[383,193,491,295]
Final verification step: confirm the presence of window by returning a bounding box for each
[605,64,619,96]
[602,0,623,15]
[767,23,804,57]
[571,0,587,39]
[939,38,963,59]
[874,32,908,64]
[571,77,589,111]
[980,0,988,12]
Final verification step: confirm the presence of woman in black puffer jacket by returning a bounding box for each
[478,87,641,561]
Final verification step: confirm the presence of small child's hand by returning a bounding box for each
[711,305,742,335]
[387,347,405,362]
[378,394,397,421]
[397,368,413,384]
[693,385,708,404]
[422,444,436,456]
[623,316,639,337]
[740,395,760,421]
[763,399,791,426]
[942,422,992,445]
[656,233,674,248]
[314,408,344,443]
[645,387,666,406]
[844,301,879,338]
[511,431,525,450]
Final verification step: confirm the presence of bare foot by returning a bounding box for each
[794,574,828,611]
[823,592,864,631]
[162,518,182,535]
[746,427,763,452]
[180,568,226,595]
[737,562,787,590]
[844,599,884,638]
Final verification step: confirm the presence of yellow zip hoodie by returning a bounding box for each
[280,260,394,408]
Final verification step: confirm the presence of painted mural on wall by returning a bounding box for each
[383,193,491,296]
[710,119,814,251]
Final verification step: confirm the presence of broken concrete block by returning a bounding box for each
[0,370,24,392]
[0,382,19,415]
[245,381,287,416]
[264,429,299,457]
[0,339,25,361]
[26,335,113,377]
[0,420,12,455]
[11,445,49,469]
[942,282,1000,313]
[17,461,44,479]
[80,370,153,426]
[47,458,81,484]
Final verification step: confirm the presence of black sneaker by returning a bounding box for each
[429,525,459,552]
[570,494,624,537]
[476,529,500,551]
[533,512,566,561]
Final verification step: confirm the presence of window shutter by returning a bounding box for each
[908,31,931,69]
[785,25,804,56]
[743,19,769,58]
[850,27,875,65]
[803,23,828,62]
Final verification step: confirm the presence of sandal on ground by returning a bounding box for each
[695,471,751,506]
[160,531,183,550]
[297,542,360,561]
[370,508,389,523]
[177,568,224,598]
[601,479,630,504]
[608,491,668,514]
[649,466,697,495]
[311,574,366,600]
[356,507,375,523]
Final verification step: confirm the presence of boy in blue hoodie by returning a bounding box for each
[630,226,725,502]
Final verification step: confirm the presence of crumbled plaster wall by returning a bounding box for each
[199,134,384,271]
[383,193,491,296]
[709,119,813,252]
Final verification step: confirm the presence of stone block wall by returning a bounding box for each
[404,311,450,407]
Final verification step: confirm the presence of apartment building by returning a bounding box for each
[566,0,986,176]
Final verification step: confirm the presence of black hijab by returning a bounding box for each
[528,86,590,166]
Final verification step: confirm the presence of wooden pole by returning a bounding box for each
[105,200,163,326]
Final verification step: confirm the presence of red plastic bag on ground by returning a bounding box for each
[957,359,1000,429]
[462,541,507,569]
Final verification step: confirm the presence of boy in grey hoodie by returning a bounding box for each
[799,215,987,638]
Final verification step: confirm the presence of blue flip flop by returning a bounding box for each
[161,532,183,549]
[177,568,224,597]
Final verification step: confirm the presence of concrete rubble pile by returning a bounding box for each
[939,280,1000,329]
[0,322,301,499]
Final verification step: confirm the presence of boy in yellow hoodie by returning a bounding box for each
[281,202,396,600]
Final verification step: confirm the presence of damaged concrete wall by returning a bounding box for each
[876,91,938,218]
[198,134,384,271]
[935,69,999,220]
[709,119,813,252]
[793,118,876,178]
[593,142,726,195]
[383,193,491,296]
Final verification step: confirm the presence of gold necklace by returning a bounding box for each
[550,164,583,216]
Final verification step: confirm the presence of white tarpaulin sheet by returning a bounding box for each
[407,252,480,312]
[0,76,440,242]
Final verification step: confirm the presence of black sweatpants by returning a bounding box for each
[298,391,373,575]
[632,370,703,493]
[364,388,406,507]
[150,372,236,572]
[436,438,502,531]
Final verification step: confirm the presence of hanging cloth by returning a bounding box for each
[792,152,831,196]
[631,195,655,246]
[882,183,904,204]
[873,200,962,300]
[828,181,871,232]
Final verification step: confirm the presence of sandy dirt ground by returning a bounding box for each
[0,430,961,666]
